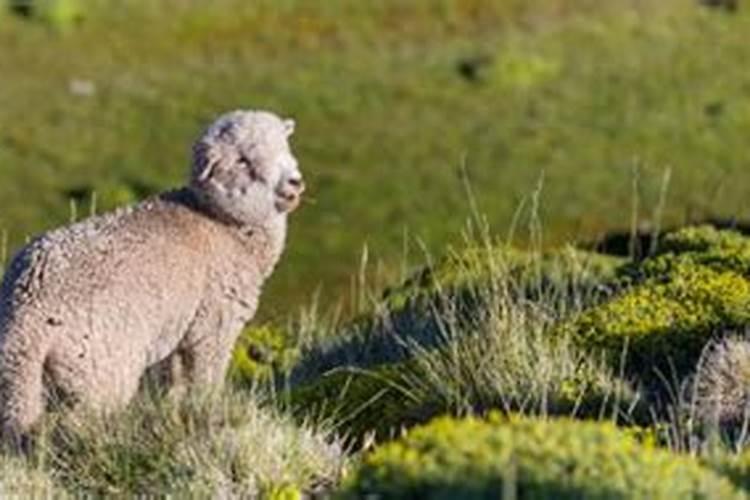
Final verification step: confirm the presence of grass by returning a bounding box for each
[0,387,347,497]
[2,0,750,318]
[285,222,643,442]
[0,453,63,498]
[5,0,750,496]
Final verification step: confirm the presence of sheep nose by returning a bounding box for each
[288,177,305,193]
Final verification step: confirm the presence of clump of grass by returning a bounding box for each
[692,335,750,428]
[291,242,623,385]
[36,388,347,497]
[0,453,64,498]
[288,235,642,440]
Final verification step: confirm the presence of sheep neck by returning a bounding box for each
[165,188,288,278]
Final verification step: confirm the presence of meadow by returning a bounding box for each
[2,0,750,318]
[3,0,750,498]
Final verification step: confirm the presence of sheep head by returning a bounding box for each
[190,110,304,226]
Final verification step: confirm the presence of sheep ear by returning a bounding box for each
[193,142,219,182]
[283,119,295,137]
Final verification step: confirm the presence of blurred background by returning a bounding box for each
[0,0,748,320]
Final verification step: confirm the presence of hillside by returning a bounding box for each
[2,0,750,318]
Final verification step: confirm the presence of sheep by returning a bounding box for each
[0,109,305,445]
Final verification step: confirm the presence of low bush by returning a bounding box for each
[230,324,299,385]
[8,0,85,28]
[564,227,750,379]
[339,414,741,499]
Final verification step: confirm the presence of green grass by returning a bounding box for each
[7,2,750,496]
[0,388,347,497]
[2,0,750,318]
[284,231,643,443]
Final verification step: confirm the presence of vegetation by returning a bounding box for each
[0,454,64,498]
[5,0,750,497]
[283,225,750,495]
[564,226,750,378]
[230,324,300,385]
[339,414,740,499]
[288,243,640,441]
[692,336,750,427]
[2,0,750,318]
[0,389,347,497]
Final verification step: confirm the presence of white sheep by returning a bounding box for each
[0,109,305,444]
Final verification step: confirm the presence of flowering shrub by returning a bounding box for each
[565,227,750,377]
[339,414,740,499]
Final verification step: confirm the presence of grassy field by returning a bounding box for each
[8,1,750,497]
[2,0,750,321]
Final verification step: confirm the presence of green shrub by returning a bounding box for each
[628,226,750,279]
[705,452,750,494]
[229,324,299,385]
[565,261,750,377]
[559,227,750,380]
[339,414,741,499]
[9,0,85,28]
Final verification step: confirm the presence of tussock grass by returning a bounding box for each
[0,453,64,498]
[692,336,750,429]
[288,222,644,441]
[0,388,347,497]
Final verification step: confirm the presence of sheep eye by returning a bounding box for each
[238,155,252,168]
[239,155,265,183]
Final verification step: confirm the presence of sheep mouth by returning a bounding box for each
[274,190,302,213]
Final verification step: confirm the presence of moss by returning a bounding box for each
[338,414,740,499]
[229,324,299,385]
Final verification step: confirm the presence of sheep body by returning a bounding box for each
[0,110,303,441]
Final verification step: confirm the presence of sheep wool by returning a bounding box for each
[0,110,305,444]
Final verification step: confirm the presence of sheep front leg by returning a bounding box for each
[181,314,242,390]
